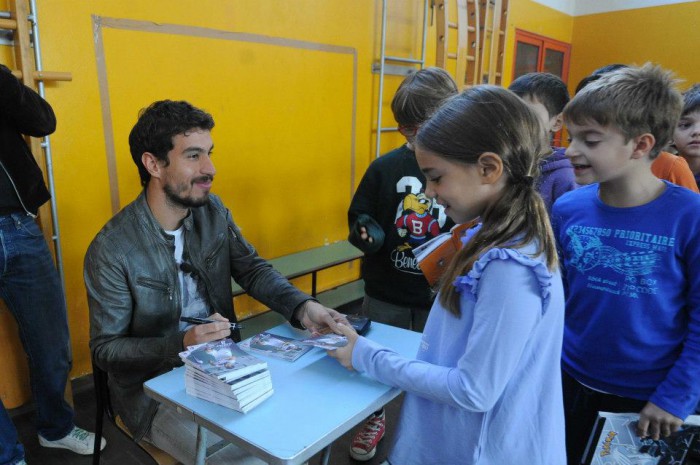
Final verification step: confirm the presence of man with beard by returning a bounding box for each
[84,100,345,465]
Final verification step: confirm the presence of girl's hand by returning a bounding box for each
[327,322,359,371]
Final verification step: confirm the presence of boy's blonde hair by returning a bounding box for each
[564,63,682,159]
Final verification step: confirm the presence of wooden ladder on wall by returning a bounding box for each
[478,0,508,85]
[0,0,71,409]
[435,0,509,88]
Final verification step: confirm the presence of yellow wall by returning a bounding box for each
[1,0,411,382]
[570,2,700,93]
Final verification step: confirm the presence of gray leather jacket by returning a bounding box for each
[85,191,311,440]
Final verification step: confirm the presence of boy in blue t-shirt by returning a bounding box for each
[551,64,700,465]
[509,72,577,213]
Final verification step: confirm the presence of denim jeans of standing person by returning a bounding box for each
[0,213,74,464]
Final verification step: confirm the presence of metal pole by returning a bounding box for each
[28,0,67,299]
[375,0,388,159]
[420,0,429,68]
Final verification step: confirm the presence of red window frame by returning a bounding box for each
[512,29,571,82]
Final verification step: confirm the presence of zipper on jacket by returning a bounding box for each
[204,234,226,269]
[136,277,173,300]
[0,159,36,218]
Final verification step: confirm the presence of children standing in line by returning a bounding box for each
[673,84,700,189]
[552,64,700,465]
[346,67,457,461]
[509,72,578,213]
[332,86,566,465]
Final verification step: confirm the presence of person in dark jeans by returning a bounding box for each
[0,64,105,465]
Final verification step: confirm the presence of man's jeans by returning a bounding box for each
[0,213,73,463]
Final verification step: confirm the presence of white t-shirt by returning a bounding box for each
[165,226,210,331]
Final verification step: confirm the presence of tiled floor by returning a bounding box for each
[10,378,403,465]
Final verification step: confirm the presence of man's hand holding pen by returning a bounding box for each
[182,313,239,347]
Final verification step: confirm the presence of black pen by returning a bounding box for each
[180,316,244,330]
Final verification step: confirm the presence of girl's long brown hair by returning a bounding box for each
[416,86,558,317]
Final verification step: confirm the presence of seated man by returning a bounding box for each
[84,100,344,465]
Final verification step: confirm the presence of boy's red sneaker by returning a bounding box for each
[349,409,386,461]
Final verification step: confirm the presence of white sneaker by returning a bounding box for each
[38,426,106,455]
[15,460,27,465]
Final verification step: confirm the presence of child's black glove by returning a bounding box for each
[348,214,384,254]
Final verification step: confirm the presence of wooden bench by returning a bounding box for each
[238,279,365,340]
[235,241,366,339]
[232,240,363,298]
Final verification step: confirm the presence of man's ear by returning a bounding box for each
[550,113,564,133]
[141,152,162,180]
[631,133,656,159]
[477,152,504,184]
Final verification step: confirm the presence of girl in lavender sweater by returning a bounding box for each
[330,86,567,465]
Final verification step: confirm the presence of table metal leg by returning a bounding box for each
[195,425,208,465]
[320,444,332,465]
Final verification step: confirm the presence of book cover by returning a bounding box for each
[239,332,313,362]
[182,338,268,382]
[583,412,700,465]
[298,331,348,350]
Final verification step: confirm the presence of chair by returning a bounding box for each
[92,354,179,465]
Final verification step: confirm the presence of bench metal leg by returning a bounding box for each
[320,444,332,465]
[312,272,317,297]
[195,425,207,465]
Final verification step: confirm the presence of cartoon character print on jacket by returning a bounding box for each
[391,176,448,275]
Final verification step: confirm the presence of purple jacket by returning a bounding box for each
[538,147,577,214]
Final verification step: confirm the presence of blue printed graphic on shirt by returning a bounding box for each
[563,225,677,299]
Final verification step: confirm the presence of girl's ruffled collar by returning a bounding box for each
[453,242,553,313]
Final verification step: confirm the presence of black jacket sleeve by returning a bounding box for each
[0,64,56,137]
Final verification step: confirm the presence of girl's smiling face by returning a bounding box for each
[415,147,504,224]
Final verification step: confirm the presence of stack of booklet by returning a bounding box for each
[179,338,273,413]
